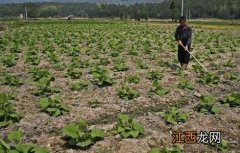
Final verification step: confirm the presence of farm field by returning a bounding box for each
[0,20,240,153]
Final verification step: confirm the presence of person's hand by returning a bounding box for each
[184,45,188,51]
[177,40,183,46]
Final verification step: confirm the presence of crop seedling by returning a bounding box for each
[1,73,22,87]
[33,76,60,96]
[124,75,140,84]
[148,146,182,153]
[177,79,194,90]
[117,86,140,100]
[199,72,220,85]
[210,139,229,151]
[70,80,89,91]
[135,59,148,69]
[225,73,240,82]
[39,95,69,117]
[146,71,163,80]
[220,92,240,107]
[62,119,105,149]
[0,93,22,128]
[160,107,189,124]
[28,67,54,81]
[2,53,17,67]
[196,95,220,114]
[90,66,113,87]
[98,58,110,66]
[66,68,82,79]
[111,114,144,138]
[0,130,49,153]
[150,80,169,96]
[88,99,100,108]
[113,62,128,72]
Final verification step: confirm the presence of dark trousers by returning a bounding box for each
[178,41,191,64]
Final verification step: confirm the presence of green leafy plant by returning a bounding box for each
[220,92,240,107]
[113,62,128,72]
[148,146,182,153]
[1,74,22,87]
[70,80,89,91]
[32,76,60,96]
[0,93,22,128]
[199,72,220,85]
[2,54,17,67]
[146,71,163,80]
[210,139,229,151]
[29,67,53,82]
[0,130,49,153]
[225,73,240,82]
[66,68,82,79]
[117,87,140,100]
[88,99,100,108]
[38,95,69,117]
[124,75,140,84]
[196,95,220,114]
[136,59,148,69]
[62,119,105,149]
[90,66,113,87]
[111,114,144,138]
[223,59,236,68]
[160,107,189,124]
[150,80,169,96]
[177,79,194,90]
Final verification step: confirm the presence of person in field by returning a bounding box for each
[174,16,192,70]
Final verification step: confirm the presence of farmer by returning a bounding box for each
[174,16,192,70]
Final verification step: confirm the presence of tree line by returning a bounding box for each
[0,0,239,20]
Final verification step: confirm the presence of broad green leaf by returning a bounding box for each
[211,106,220,114]
[148,148,160,153]
[0,139,10,150]
[130,131,139,138]
[78,119,87,131]
[15,144,34,153]
[8,130,23,143]
[62,123,79,138]
[31,146,49,153]
[39,98,50,109]
[90,129,104,139]
[132,122,144,134]
[76,139,93,148]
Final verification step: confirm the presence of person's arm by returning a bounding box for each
[175,26,181,45]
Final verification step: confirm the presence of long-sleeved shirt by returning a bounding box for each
[175,25,192,46]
